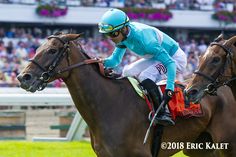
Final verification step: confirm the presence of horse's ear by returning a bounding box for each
[214,34,224,42]
[62,33,83,42]
[224,35,236,47]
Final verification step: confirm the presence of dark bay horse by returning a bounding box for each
[17,33,235,157]
[185,34,236,157]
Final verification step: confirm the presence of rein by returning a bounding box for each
[29,35,105,91]
[194,42,236,95]
[57,58,105,75]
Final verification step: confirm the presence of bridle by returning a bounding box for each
[29,35,105,91]
[194,42,236,95]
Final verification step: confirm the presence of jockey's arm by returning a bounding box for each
[103,46,126,68]
[145,41,176,91]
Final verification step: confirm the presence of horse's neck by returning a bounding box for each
[64,68,97,123]
[62,45,140,134]
[63,63,124,131]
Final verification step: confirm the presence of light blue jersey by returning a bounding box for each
[104,22,180,91]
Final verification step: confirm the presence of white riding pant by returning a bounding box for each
[122,48,187,83]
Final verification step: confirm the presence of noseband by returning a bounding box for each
[29,35,104,91]
[194,42,236,95]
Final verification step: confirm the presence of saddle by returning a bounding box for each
[128,77,203,120]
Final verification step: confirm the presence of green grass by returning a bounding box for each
[173,151,188,157]
[0,141,187,157]
[0,141,96,157]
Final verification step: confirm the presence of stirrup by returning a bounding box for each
[148,111,161,125]
[148,111,155,122]
[155,115,175,126]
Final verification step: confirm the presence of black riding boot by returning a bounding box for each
[155,104,175,126]
[141,79,175,126]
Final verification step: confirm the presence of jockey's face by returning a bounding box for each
[106,30,123,44]
[106,27,127,44]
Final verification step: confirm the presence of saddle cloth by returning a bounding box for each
[128,77,203,120]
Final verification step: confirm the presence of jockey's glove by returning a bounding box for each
[104,68,113,76]
[163,89,174,104]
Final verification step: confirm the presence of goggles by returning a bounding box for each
[98,17,129,33]
[105,31,120,38]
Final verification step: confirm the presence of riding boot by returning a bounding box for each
[140,79,174,126]
[155,104,175,126]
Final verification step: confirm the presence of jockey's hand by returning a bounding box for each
[104,68,113,77]
[163,89,174,104]
[104,68,121,78]
[96,58,104,63]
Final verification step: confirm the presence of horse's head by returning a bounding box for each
[17,33,82,92]
[185,34,236,103]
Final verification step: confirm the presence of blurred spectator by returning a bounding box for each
[184,51,198,79]
[6,41,15,62]
[0,28,5,38]
[198,39,207,55]
[189,0,200,10]
[6,28,15,38]
[0,71,6,81]
[189,39,197,52]
[15,41,28,60]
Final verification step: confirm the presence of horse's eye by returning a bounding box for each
[212,57,221,64]
[48,49,57,54]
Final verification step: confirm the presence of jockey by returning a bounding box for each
[98,8,187,126]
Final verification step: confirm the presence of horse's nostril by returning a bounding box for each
[22,73,32,81]
[189,89,199,97]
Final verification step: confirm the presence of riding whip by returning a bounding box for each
[143,100,165,144]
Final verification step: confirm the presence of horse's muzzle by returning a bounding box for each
[184,88,202,104]
[17,73,39,93]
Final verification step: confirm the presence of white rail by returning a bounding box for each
[0,88,74,106]
[0,87,86,141]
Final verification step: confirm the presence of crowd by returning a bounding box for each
[0,27,208,87]
[1,0,235,11]
[0,31,40,87]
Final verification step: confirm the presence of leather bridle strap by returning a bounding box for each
[194,70,215,82]
[211,42,233,56]
[47,35,106,77]
[30,59,47,72]
[48,35,66,44]
[56,58,105,76]
[223,76,236,86]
